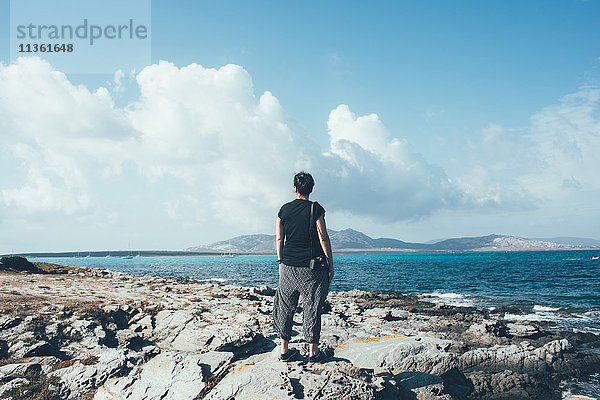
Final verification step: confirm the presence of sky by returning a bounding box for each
[1,0,600,253]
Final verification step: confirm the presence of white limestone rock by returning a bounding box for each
[206,348,382,400]
[94,350,233,400]
[0,377,29,397]
[507,323,539,338]
[335,334,456,376]
[458,339,571,374]
[204,349,293,400]
[51,349,129,399]
[154,310,260,354]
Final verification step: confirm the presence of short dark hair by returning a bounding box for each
[294,171,314,195]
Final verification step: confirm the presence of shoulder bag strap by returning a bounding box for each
[309,201,314,260]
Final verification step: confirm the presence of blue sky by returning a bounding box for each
[151,1,600,143]
[1,1,599,252]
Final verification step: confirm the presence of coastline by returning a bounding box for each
[0,262,599,399]
[3,247,600,259]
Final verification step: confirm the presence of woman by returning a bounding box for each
[273,171,334,363]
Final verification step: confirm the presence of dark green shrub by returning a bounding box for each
[0,256,42,273]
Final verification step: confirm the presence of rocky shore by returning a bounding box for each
[0,262,599,399]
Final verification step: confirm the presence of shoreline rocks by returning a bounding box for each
[0,266,598,399]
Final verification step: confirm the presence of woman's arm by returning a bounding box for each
[316,215,334,282]
[276,217,284,265]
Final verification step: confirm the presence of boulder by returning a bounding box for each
[363,307,394,319]
[507,323,539,338]
[70,319,101,348]
[294,361,377,400]
[94,351,233,400]
[45,322,61,337]
[154,310,261,355]
[115,329,144,350]
[467,369,556,399]
[0,356,60,377]
[335,334,457,376]
[458,339,571,374]
[51,349,129,399]
[94,326,107,340]
[129,314,153,336]
[253,285,276,296]
[0,316,22,331]
[467,320,505,345]
[11,340,56,359]
[0,377,29,397]
[393,371,454,400]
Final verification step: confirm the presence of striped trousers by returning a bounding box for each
[273,263,330,343]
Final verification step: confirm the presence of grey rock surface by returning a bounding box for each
[95,351,232,400]
[205,347,379,400]
[335,334,456,376]
[0,377,30,397]
[458,339,572,374]
[203,349,292,400]
[51,349,129,399]
[1,267,598,400]
[467,369,555,399]
[153,310,260,355]
[507,323,539,338]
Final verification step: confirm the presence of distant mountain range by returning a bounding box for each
[186,229,600,254]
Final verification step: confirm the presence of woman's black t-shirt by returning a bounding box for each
[278,199,325,267]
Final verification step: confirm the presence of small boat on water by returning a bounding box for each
[591,256,599,260]
[122,243,134,259]
[220,240,236,257]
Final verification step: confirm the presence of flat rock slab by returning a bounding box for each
[0,377,29,397]
[95,350,233,400]
[204,349,292,400]
[153,310,259,354]
[335,334,456,376]
[205,348,377,400]
[459,339,571,374]
[507,323,539,338]
[51,348,129,399]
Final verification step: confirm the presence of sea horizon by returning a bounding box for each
[6,246,600,259]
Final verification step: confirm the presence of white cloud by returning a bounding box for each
[126,61,314,229]
[424,107,445,121]
[0,58,312,232]
[7,57,597,249]
[2,165,90,215]
[461,86,600,211]
[112,69,125,93]
[0,57,470,235]
[321,105,467,221]
[524,87,600,196]
[0,58,133,217]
